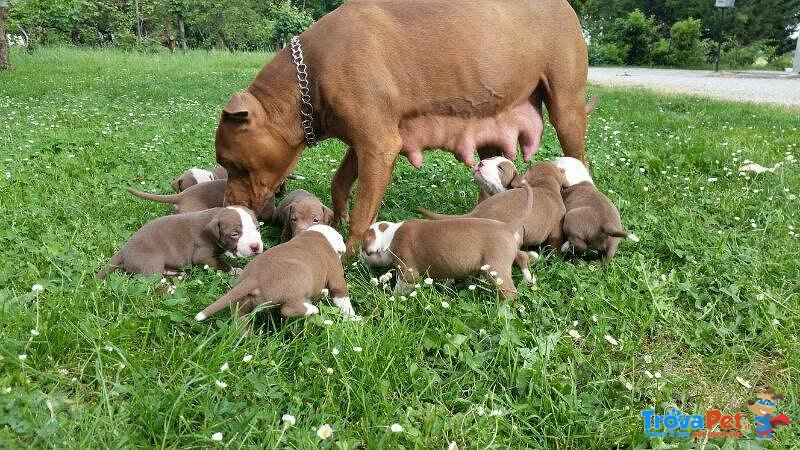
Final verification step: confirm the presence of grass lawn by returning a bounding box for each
[1,47,798,449]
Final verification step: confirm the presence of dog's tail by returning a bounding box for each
[126,188,180,204]
[503,184,533,238]
[585,95,600,117]
[416,206,467,220]
[195,279,260,321]
[603,225,640,242]
[97,251,123,280]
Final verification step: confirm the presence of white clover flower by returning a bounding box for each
[448,442,457,450]
[735,376,751,389]
[211,432,223,441]
[3,387,10,394]
[644,370,654,379]
[591,315,598,323]
[659,274,667,282]
[568,329,580,339]
[31,284,44,292]
[370,277,380,286]
[424,277,433,285]
[326,367,334,374]
[243,354,253,363]
[215,380,228,389]
[282,414,296,427]
[30,329,40,336]
[219,362,229,372]
[390,423,403,432]
[476,406,485,416]
[480,264,490,271]
[321,288,330,296]
[490,409,502,417]
[353,346,363,353]
[654,371,662,379]
[489,270,497,277]
[409,291,417,297]
[323,319,333,326]
[643,355,653,364]
[18,354,27,360]
[441,301,450,309]
[604,335,619,346]
[495,278,503,285]
[316,424,333,440]
[331,348,340,356]
[468,284,476,291]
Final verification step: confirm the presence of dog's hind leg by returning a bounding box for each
[280,299,319,318]
[331,147,358,227]
[514,251,535,284]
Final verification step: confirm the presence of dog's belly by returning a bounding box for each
[398,101,543,169]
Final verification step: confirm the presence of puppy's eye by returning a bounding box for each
[497,166,504,173]
[291,217,297,222]
[230,230,241,238]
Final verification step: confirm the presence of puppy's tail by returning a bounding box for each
[195,279,260,322]
[585,95,600,117]
[603,226,640,242]
[504,184,534,238]
[126,188,180,204]
[97,251,123,280]
[416,206,466,220]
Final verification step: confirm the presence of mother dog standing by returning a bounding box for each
[215,0,590,256]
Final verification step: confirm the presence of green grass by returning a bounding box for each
[1,47,799,449]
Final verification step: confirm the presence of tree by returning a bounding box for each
[273,1,312,48]
[0,0,10,70]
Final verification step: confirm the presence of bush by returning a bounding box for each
[720,39,781,69]
[588,40,628,66]
[605,9,659,65]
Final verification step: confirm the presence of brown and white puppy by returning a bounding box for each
[97,206,264,279]
[172,166,228,193]
[420,162,567,261]
[554,157,638,260]
[271,189,334,242]
[471,156,525,201]
[195,225,356,327]
[127,179,226,214]
[361,186,534,300]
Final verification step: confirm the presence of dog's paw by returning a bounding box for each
[228,267,244,276]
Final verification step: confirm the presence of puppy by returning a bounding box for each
[361,186,534,300]
[172,166,228,192]
[420,162,567,258]
[271,190,334,242]
[127,179,226,214]
[554,157,638,260]
[472,156,525,201]
[97,206,263,279]
[194,225,357,327]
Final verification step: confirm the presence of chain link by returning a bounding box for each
[290,36,317,147]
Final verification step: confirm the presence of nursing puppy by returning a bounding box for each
[420,162,567,256]
[194,225,356,327]
[555,157,638,260]
[361,186,534,300]
[97,206,263,279]
[172,166,228,193]
[272,189,334,242]
[471,156,525,201]
[127,179,226,214]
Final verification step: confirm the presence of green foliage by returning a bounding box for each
[588,40,628,66]
[273,2,313,45]
[651,18,709,68]
[599,9,660,66]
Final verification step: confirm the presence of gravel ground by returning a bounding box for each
[588,67,800,107]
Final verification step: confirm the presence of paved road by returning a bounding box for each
[588,67,800,107]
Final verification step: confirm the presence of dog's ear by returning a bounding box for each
[747,400,756,405]
[222,92,249,121]
[773,393,785,400]
[558,167,569,187]
[204,217,223,243]
[171,179,181,192]
[509,173,528,188]
[322,205,334,224]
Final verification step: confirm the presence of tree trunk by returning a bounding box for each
[178,17,186,53]
[134,0,142,41]
[794,31,800,74]
[163,20,176,52]
[0,4,11,71]
[17,25,29,53]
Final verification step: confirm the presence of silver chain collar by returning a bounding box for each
[290,36,317,147]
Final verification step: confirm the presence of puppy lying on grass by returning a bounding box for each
[419,161,567,262]
[272,190,333,242]
[361,186,534,300]
[195,225,356,327]
[555,157,639,260]
[172,166,228,192]
[97,206,263,279]
[127,179,226,214]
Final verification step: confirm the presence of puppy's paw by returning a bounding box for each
[228,267,244,276]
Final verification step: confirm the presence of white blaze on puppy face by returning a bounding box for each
[188,168,216,184]
[308,225,346,257]
[229,206,263,257]
[360,221,402,267]
[472,156,515,195]
[554,157,594,186]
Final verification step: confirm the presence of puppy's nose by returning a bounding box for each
[250,243,260,252]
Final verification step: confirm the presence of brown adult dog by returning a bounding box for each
[194,225,356,327]
[213,0,591,256]
[127,179,226,214]
[555,157,638,260]
[172,166,228,193]
[97,206,263,279]
[419,162,567,259]
[361,186,534,300]
[272,189,334,242]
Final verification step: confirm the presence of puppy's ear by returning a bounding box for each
[322,205,334,225]
[171,179,181,192]
[509,173,528,188]
[558,167,569,188]
[773,394,785,400]
[204,217,223,243]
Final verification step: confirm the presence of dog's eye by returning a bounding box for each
[497,166,504,173]
[291,217,297,222]
[230,230,240,238]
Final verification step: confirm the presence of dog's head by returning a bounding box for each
[360,221,402,267]
[172,168,216,193]
[517,161,568,189]
[287,197,334,239]
[554,156,594,187]
[205,206,264,258]
[472,156,523,196]
[215,90,302,222]
[307,225,346,258]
